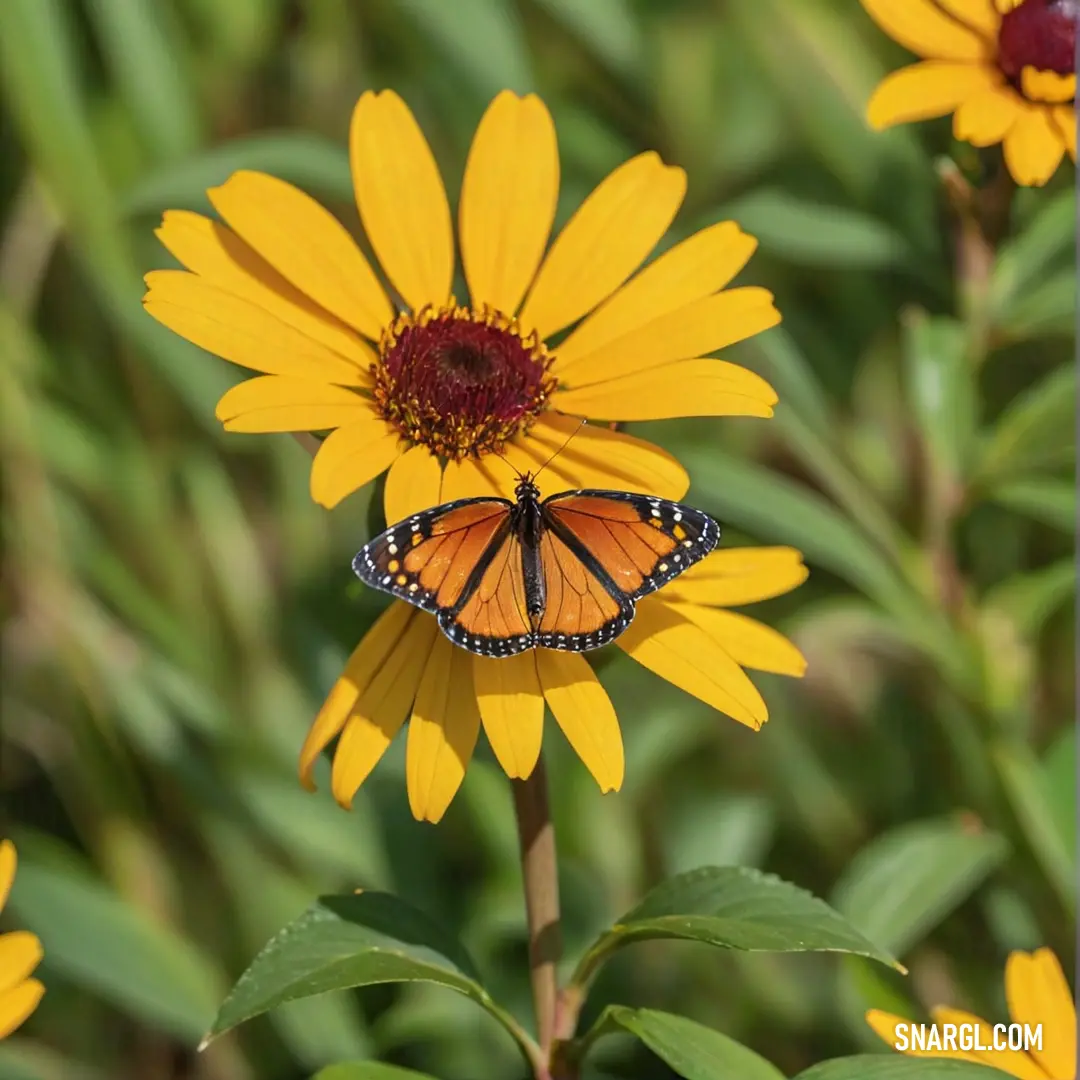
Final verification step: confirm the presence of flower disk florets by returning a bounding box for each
[372,305,556,460]
[998,0,1079,79]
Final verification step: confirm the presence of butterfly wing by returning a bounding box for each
[536,490,720,650]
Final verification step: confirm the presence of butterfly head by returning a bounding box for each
[514,472,541,503]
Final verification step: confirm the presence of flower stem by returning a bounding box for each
[512,753,562,1075]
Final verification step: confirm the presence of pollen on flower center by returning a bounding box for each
[998,0,1079,79]
[372,305,556,460]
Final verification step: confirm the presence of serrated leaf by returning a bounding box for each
[795,1057,1015,1080]
[573,866,899,985]
[581,1007,786,1080]
[312,1065,438,1080]
[831,818,1008,956]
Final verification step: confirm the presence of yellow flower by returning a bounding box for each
[0,841,44,1040]
[867,947,1077,1079]
[299,533,808,823]
[860,0,1077,186]
[144,89,780,514]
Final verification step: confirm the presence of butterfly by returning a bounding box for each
[352,474,720,658]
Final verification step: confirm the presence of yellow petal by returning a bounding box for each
[155,211,377,367]
[518,152,686,340]
[309,420,402,508]
[0,979,44,1040]
[934,0,1000,38]
[618,600,768,729]
[556,221,759,371]
[350,90,453,312]
[930,1007,1048,1080]
[384,444,444,524]
[867,61,1000,130]
[515,413,690,501]
[669,603,807,677]
[859,0,991,60]
[439,455,517,502]
[214,376,374,433]
[207,171,393,339]
[953,85,1024,145]
[407,638,481,823]
[143,272,368,385]
[1006,949,1076,1080]
[0,932,42,994]
[864,1009,985,1065]
[299,601,416,789]
[663,547,809,607]
[557,287,782,386]
[1004,104,1067,186]
[0,840,14,912]
[1021,69,1077,105]
[536,650,623,792]
[1051,106,1076,161]
[331,612,438,808]
[551,358,777,421]
[473,652,545,780]
[460,92,559,316]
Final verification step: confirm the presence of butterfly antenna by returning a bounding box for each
[532,419,587,483]
[494,449,525,482]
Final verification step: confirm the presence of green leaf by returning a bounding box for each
[1042,727,1076,857]
[720,189,909,269]
[983,559,1076,637]
[988,477,1075,533]
[994,189,1076,311]
[795,1057,1015,1080]
[312,1065,438,1080]
[531,0,641,78]
[999,270,1076,340]
[206,892,530,1059]
[7,846,222,1041]
[580,1007,786,1080]
[831,818,1008,957]
[573,866,899,986]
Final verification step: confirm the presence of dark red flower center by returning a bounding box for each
[373,306,555,459]
[998,0,1078,79]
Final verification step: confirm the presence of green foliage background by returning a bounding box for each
[0,1,1074,1078]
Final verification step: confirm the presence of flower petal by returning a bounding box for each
[0,841,14,912]
[934,0,1000,38]
[473,652,544,780]
[618,600,768,729]
[667,603,807,677]
[460,92,559,316]
[440,455,517,502]
[516,413,690,501]
[867,61,1001,130]
[864,1010,984,1065]
[384,444,445,524]
[0,979,44,1040]
[214,376,374,433]
[299,601,416,789]
[0,933,42,995]
[662,547,809,607]
[406,638,481,823]
[953,85,1024,146]
[551,358,777,421]
[155,211,377,368]
[930,1007,1047,1080]
[555,221,759,371]
[143,272,369,385]
[350,90,453,312]
[331,611,438,808]
[309,420,402,508]
[1051,106,1076,161]
[536,650,623,792]
[859,0,991,60]
[557,287,782,386]
[1003,104,1067,186]
[1021,69,1077,105]
[207,171,393,339]
[518,152,686,340]
[1005,949,1077,1080]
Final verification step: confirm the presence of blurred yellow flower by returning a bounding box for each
[867,947,1077,1079]
[860,0,1076,186]
[145,89,779,514]
[300,540,808,822]
[0,841,44,1040]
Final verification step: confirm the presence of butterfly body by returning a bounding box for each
[353,476,720,658]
